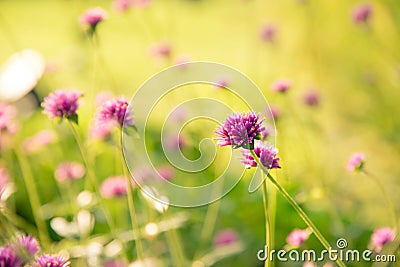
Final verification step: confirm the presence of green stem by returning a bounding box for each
[250,150,346,267]
[164,216,186,267]
[262,177,271,267]
[14,148,50,248]
[362,170,398,231]
[67,121,125,254]
[118,129,146,263]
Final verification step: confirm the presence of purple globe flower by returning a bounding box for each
[346,152,365,172]
[100,176,128,198]
[15,234,40,259]
[352,3,372,24]
[80,7,107,29]
[96,97,133,128]
[271,79,291,93]
[240,141,280,169]
[303,89,320,106]
[35,254,70,267]
[42,90,82,121]
[371,227,395,248]
[260,24,276,43]
[55,162,85,183]
[0,245,23,267]
[215,112,265,149]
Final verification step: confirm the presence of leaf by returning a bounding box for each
[68,114,79,125]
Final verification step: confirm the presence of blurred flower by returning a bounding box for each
[55,162,85,182]
[303,262,316,267]
[0,245,23,267]
[90,120,116,140]
[271,79,291,93]
[268,105,280,121]
[163,134,185,151]
[157,165,174,180]
[346,152,365,172]
[149,42,171,59]
[104,259,127,267]
[96,97,133,128]
[100,176,128,198]
[0,49,45,102]
[213,76,230,89]
[35,254,70,267]
[213,229,238,246]
[22,130,56,154]
[352,3,372,25]
[0,166,10,195]
[42,89,82,121]
[132,0,150,9]
[215,112,264,149]
[113,0,132,12]
[173,54,192,67]
[286,228,310,248]
[303,89,320,106]
[80,7,107,30]
[260,24,276,43]
[371,227,395,251]
[0,102,18,134]
[261,126,273,140]
[14,234,40,259]
[240,141,280,169]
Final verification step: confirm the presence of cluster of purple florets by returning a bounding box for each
[215,111,280,170]
[0,234,69,267]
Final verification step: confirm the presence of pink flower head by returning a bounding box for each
[371,227,395,248]
[149,42,172,59]
[42,89,82,120]
[173,55,192,67]
[100,176,128,198]
[104,259,127,267]
[0,102,18,134]
[14,234,40,260]
[163,134,185,151]
[22,130,56,154]
[80,7,107,29]
[157,165,174,180]
[303,89,320,106]
[215,112,265,149]
[0,166,10,195]
[352,3,372,24]
[35,254,70,267]
[113,0,132,12]
[240,141,280,169]
[213,229,238,246]
[0,245,23,267]
[346,152,365,172]
[271,79,291,93]
[95,91,114,106]
[260,24,276,43]
[55,162,85,182]
[286,228,310,248]
[96,97,133,128]
[214,77,230,89]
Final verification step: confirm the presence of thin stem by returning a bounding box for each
[118,130,146,263]
[67,121,125,254]
[262,177,271,267]
[14,148,50,248]
[163,212,186,267]
[362,169,398,231]
[249,150,346,267]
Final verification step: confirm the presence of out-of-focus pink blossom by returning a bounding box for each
[214,229,239,246]
[157,165,174,180]
[55,162,85,182]
[260,24,276,43]
[346,152,365,172]
[22,130,56,154]
[303,89,320,106]
[352,3,372,24]
[113,0,132,13]
[371,227,395,250]
[286,228,310,248]
[100,176,128,198]
[149,42,171,59]
[80,7,107,29]
[271,79,291,93]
